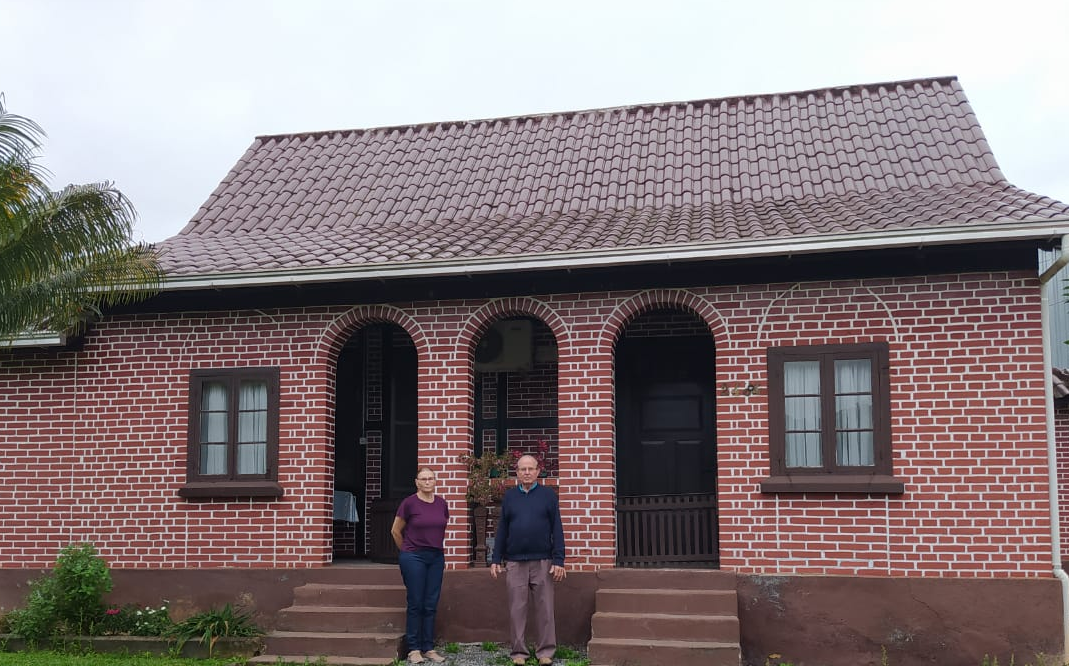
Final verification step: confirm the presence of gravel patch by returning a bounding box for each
[428,642,588,666]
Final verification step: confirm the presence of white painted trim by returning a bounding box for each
[161,219,1069,292]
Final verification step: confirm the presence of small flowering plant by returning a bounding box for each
[462,438,558,505]
[524,438,558,477]
[132,603,173,636]
[97,602,173,636]
[461,449,512,506]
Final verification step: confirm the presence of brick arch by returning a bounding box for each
[459,297,570,358]
[314,304,427,365]
[599,288,729,349]
[753,282,902,347]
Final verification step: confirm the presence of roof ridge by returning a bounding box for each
[254,75,961,144]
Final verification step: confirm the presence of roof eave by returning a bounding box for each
[160,219,1069,292]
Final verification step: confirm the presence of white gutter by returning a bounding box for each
[1039,233,1069,663]
[161,219,1069,292]
[2,331,67,348]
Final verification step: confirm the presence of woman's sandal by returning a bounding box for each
[408,650,425,664]
[423,650,446,663]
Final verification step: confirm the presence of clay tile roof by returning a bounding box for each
[156,76,1069,278]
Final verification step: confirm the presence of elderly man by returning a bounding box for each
[490,454,566,666]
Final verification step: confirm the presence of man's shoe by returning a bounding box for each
[511,657,527,665]
[408,650,425,664]
[538,659,553,666]
[423,651,446,663]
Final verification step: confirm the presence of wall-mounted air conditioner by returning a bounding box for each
[475,320,533,372]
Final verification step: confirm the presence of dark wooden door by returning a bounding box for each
[616,335,719,567]
[617,336,717,497]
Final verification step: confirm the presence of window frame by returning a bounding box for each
[762,342,903,494]
[178,367,283,499]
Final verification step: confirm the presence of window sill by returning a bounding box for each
[178,481,284,499]
[760,474,904,494]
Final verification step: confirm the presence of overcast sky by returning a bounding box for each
[3,0,1067,244]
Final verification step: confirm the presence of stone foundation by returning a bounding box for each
[0,567,1061,666]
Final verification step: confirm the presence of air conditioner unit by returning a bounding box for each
[475,320,533,372]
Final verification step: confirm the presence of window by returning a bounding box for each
[178,368,283,498]
[762,342,902,493]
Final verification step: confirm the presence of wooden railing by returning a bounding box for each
[617,493,719,567]
[368,498,403,564]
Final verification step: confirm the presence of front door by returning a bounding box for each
[616,335,719,566]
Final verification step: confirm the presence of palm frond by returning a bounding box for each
[0,103,163,342]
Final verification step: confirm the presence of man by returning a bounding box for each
[490,454,566,666]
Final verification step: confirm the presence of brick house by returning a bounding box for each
[3,76,1069,665]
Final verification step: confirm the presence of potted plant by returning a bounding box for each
[462,439,558,566]
[461,449,515,566]
[461,449,514,507]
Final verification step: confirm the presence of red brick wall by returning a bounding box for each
[0,272,1054,577]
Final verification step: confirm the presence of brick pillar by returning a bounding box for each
[557,344,616,570]
[418,332,474,568]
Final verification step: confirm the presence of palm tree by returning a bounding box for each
[0,96,163,343]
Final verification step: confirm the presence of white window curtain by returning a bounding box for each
[199,382,228,475]
[783,360,821,467]
[834,358,874,466]
[237,381,268,475]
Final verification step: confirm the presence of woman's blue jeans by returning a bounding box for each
[398,548,445,651]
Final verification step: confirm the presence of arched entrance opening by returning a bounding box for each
[469,315,559,566]
[614,307,719,567]
[332,322,418,562]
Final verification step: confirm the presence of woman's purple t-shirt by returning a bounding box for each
[396,494,449,552]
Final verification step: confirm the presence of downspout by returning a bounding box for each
[1039,234,1069,662]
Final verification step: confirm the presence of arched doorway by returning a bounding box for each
[332,322,418,562]
[614,308,719,567]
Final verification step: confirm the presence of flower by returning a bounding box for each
[106,608,120,615]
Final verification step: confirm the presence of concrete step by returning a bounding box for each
[249,656,394,666]
[293,583,406,607]
[587,637,739,666]
[261,630,403,660]
[276,605,406,633]
[594,588,738,615]
[595,568,736,591]
[591,611,739,643]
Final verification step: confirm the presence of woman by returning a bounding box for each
[391,466,450,664]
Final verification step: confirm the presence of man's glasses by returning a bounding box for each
[417,477,435,482]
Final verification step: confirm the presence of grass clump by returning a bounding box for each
[170,603,262,658]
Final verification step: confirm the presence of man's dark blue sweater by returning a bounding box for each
[490,483,565,566]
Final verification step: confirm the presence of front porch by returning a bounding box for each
[329,305,721,569]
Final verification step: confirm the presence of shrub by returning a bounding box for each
[6,542,112,640]
[170,603,262,657]
[52,543,112,635]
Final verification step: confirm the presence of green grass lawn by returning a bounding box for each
[0,653,236,666]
